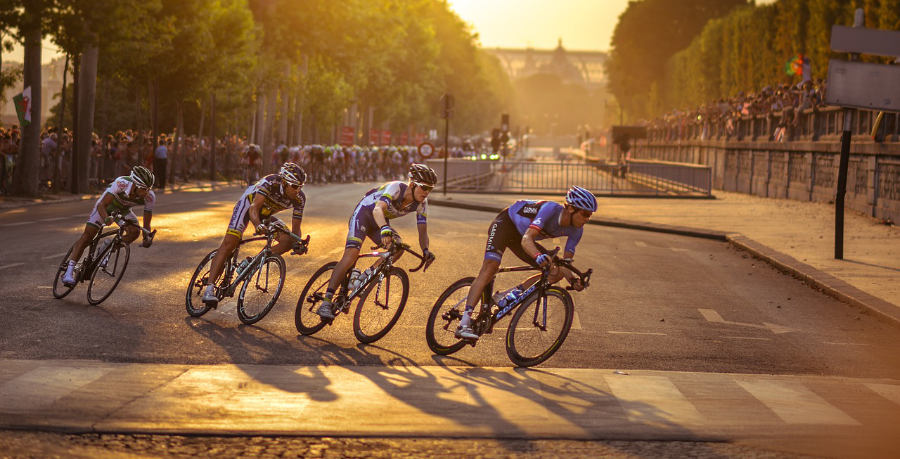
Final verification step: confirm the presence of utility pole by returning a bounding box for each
[440,93,453,196]
[210,93,217,182]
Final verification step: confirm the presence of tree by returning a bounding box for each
[607,0,747,121]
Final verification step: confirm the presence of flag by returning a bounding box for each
[785,54,807,77]
[12,86,31,126]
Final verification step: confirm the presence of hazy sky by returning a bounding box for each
[447,0,630,50]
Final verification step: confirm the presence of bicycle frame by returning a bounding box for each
[334,241,430,308]
[218,223,309,298]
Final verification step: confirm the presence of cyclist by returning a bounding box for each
[455,186,596,340]
[316,163,438,319]
[201,162,308,306]
[61,165,156,286]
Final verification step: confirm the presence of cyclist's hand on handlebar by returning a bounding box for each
[535,253,551,268]
[103,215,114,226]
[380,225,395,248]
[254,224,269,235]
[141,230,155,248]
[291,239,308,255]
[568,276,585,292]
[422,248,435,263]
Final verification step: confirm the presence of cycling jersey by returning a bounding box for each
[483,200,582,264]
[86,176,155,228]
[226,174,306,238]
[345,181,427,249]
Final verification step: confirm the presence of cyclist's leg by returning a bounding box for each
[68,223,101,264]
[507,241,550,291]
[203,199,250,302]
[268,216,293,256]
[120,211,140,244]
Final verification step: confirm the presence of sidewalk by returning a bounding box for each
[429,190,900,325]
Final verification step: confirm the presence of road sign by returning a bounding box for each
[418,142,434,158]
[825,60,900,112]
[339,126,355,146]
[830,25,900,57]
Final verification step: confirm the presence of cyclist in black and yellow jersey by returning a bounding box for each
[201,163,308,306]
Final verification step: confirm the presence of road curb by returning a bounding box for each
[429,198,900,326]
[726,234,900,327]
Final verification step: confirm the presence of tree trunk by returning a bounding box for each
[12,2,42,197]
[174,100,184,184]
[149,78,158,152]
[263,85,277,172]
[70,52,80,193]
[75,42,99,194]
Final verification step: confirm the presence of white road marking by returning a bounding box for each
[736,379,859,425]
[634,241,647,247]
[865,383,900,407]
[724,336,770,341]
[823,341,870,346]
[0,263,24,271]
[670,248,688,252]
[42,252,69,260]
[604,375,705,425]
[38,217,68,222]
[698,308,795,334]
[37,286,52,289]
[0,366,112,412]
[0,221,31,227]
[607,331,667,336]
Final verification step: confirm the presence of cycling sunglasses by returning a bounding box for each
[414,182,434,192]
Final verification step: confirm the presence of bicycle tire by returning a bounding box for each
[295,261,338,335]
[505,286,574,367]
[352,266,409,344]
[185,250,217,317]
[86,240,131,305]
[52,246,76,299]
[237,255,286,325]
[425,276,476,356]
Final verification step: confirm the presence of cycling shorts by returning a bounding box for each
[484,209,546,267]
[226,197,283,238]
[345,204,382,250]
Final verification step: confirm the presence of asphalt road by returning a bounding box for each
[2,182,899,380]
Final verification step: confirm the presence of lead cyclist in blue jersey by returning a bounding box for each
[315,163,438,319]
[455,186,597,339]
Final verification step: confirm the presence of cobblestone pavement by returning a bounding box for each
[0,431,814,458]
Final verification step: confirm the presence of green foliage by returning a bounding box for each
[658,0,899,116]
[606,0,747,121]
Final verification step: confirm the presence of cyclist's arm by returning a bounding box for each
[372,201,389,228]
[142,210,152,231]
[96,193,115,223]
[417,222,429,252]
[248,193,266,229]
[291,216,302,238]
[521,227,543,260]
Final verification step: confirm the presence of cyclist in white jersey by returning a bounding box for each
[315,163,438,319]
[61,166,156,286]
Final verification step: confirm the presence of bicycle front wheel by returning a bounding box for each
[86,240,131,305]
[52,246,76,299]
[505,287,574,367]
[295,261,337,335]
[353,267,409,344]
[237,255,286,325]
[425,277,476,356]
[185,250,217,317]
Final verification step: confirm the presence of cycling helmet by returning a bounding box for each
[565,186,597,212]
[130,165,155,188]
[279,162,306,187]
[408,163,437,187]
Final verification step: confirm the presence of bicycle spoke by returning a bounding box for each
[506,288,573,367]
[353,267,409,344]
[237,256,285,325]
[87,241,130,305]
[425,277,476,355]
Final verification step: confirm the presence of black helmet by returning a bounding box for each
[408,163,437,187]
[279,162,306,186]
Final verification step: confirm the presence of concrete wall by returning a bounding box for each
[634,140,900,223]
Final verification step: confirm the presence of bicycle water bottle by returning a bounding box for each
[348,268,362,291]
[236,257,251,275]
[496,287,523,309]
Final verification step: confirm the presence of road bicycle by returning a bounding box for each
[295,236,433,344]
[52,211,156,305]
[185,221,309,324]
[426,250,592,367]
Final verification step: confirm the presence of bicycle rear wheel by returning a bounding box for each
[353,267,409,344]
[86,240,131,305]
[185,250,218,317]
[295,261,338,335]
[505,287,573,367]
[425,277,476,356]
[237,255,286,325]
[52,246,76,299]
